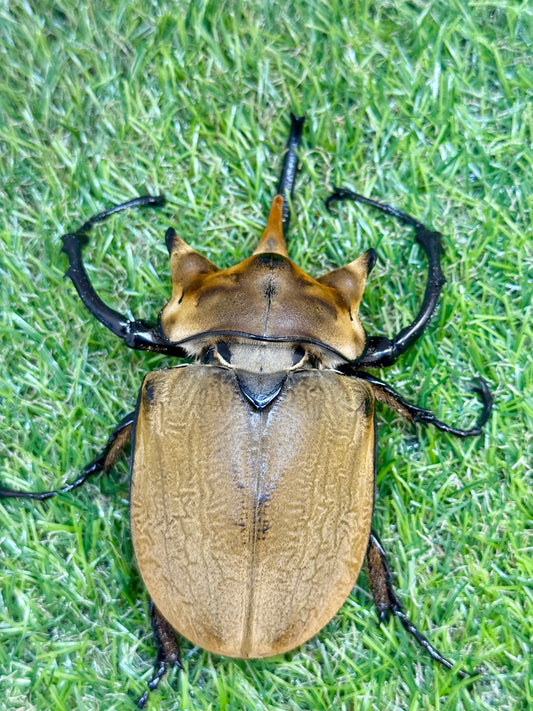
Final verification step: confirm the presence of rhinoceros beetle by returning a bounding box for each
[0,114,492,706]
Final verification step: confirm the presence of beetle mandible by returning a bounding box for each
[0,114,492,706]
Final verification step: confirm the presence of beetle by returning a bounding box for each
[0,114,492,706]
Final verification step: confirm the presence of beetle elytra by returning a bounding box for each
[0,115,492,706]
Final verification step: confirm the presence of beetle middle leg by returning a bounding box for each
[351,370,493,438]
[326,188,446,368]
[366,532,468,678]
[0,412,134,500]
[137,602,182,709]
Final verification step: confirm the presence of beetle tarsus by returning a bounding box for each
[137,662,167,708]
[393,608,467,677]
[326,188,446,367]
[367,532,468,678]
[408,377,492,437]
[0,412,133,500]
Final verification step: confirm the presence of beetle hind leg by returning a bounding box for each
[366,532,469,678]
[137,603,181,709]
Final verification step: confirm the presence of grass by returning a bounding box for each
[0,0,531,709]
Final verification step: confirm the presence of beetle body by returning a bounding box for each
[0,116,492,705]
[131,195,375,657]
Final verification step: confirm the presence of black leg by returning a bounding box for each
[367,532,468,677]
[61,195,186,356]
[0,412,134,500]
[349,369,492,438]
[276,113,305,236]
[326,188,446,368]
[137,602,182,709]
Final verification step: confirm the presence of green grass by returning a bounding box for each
[0,0,531,709]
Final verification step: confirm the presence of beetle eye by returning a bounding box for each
[217,341,232,364]
[292,345,306,366]
[201,346,216,364]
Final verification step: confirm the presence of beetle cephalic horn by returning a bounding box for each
[253,195,289,257]
[317,249,376,313]
[167,229,220,297]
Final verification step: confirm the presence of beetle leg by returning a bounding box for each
[61,195,186,356]
[348,370,492,438]
[367,531,468,677]
[0,412,134,500]
[326,189,446,367]
[137,602,181,709]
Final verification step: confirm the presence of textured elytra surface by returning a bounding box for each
[130,365,375,658]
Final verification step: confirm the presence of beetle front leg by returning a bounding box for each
[367,532,468,677]
[326,189,446,367]
[351,370,493,438]
[61,195,186,356]
[137,602,182,709]
[0,412,134,500]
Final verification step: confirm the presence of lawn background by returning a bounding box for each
[0,1,531,710]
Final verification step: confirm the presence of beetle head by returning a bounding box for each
[160,196,374,365]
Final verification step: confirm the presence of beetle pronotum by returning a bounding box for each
[1,115,492,706]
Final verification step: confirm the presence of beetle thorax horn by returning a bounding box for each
[253,194,288,257]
